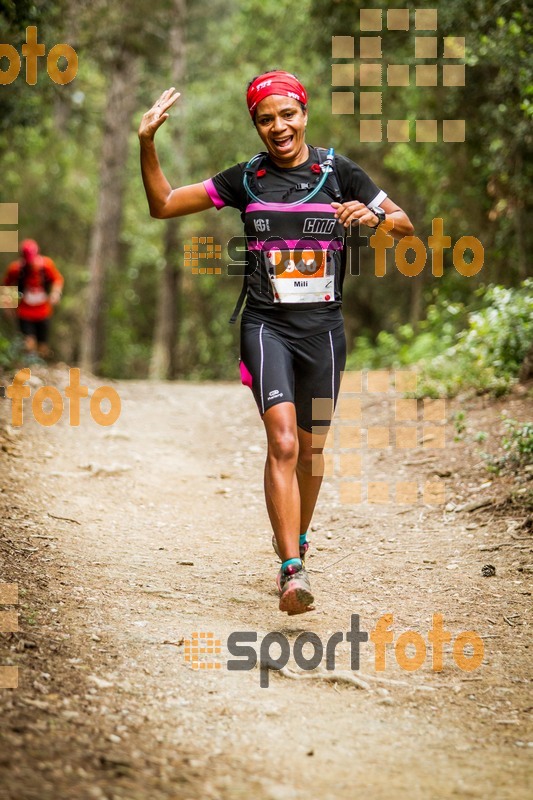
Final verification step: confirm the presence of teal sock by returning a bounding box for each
[299,532,308,546]
[282,558,302,572]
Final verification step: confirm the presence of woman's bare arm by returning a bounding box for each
[139,87,214,219]
[331,197,414,240]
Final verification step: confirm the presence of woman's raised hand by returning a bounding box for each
[138,87,181,142]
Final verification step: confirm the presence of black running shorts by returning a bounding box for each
[19,318,49,343]
[239,320,346,432]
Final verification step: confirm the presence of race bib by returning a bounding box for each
[265,248,335,304]
[23,288,48,306]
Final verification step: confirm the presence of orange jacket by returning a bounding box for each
[3,256,63,321]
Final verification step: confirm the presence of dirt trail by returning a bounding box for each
[0,366,531,800]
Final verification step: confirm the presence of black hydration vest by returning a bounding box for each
[229,147,347,324]
[17,257,53,298]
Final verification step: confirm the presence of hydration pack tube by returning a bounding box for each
[243,147,341,207]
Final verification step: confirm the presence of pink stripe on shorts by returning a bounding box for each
[239,359,253,389]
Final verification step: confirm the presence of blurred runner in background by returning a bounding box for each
[2,239,64,359]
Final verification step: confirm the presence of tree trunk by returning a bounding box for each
[513,151,528,281]
[52,0,80,135]
[150,0,186,380]
[150,223,182,379]
[80,47,140,374]
[514,206,527,281]
[409,273,424,328]
[518,340,533,384]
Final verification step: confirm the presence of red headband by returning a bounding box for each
[246,71,308,118]
[21,239,39,262]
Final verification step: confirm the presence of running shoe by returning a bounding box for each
[272,534,310,565]
[277,563,315,616]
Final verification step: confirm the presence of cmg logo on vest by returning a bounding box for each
[303,218,337,235]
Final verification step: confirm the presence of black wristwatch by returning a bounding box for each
[369,206,386,228]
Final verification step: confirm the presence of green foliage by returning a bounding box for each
[346,298,469,368]
[502,417,533,466]
[457,282,533,379]
[452,410,467,441]
[0,328,45,372]
[178,275,240,381]
[482,414,533,475]
[0,332,23,370]
[346,280,533,397]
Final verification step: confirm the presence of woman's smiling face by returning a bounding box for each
[254,95,308,168]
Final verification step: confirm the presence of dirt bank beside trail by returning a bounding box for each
[0,365,531,800]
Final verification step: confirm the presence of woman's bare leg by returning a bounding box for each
[296,426,327,536]
[262,402,301,563]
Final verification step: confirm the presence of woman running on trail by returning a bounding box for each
[139,70,414,616]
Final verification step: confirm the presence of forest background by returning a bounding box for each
[0,0,531,392]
